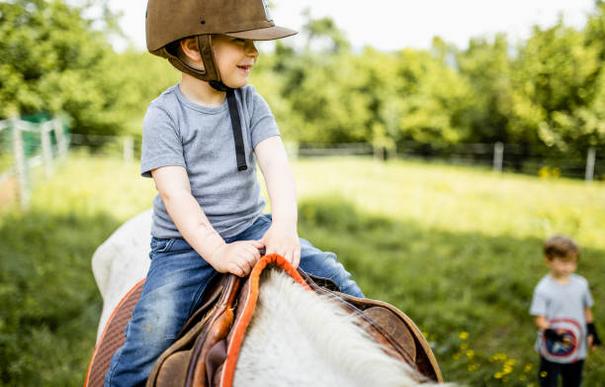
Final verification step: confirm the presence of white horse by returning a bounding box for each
[92,210,152,341]
[91,211,447,386]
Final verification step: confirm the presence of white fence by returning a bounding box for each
[1,121,600,211]
[0,119,140,210]
[297,141,601,181]
[0,118,69,209]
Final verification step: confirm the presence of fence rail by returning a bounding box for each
[294,141,601,181]
[0,117,69,210]
[1,123,601,210]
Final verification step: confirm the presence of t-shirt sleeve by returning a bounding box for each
[530,287,548,316]
[249,90,280,149]
[140,105,186,178]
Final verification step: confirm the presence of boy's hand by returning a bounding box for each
[261,223,301,268]
[543,328,565,343]
[587,323,601,349]
[208,240,264,277]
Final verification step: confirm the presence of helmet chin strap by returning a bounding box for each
[225,89,248,171]
[198,36,248,172]
[166,35,248,172]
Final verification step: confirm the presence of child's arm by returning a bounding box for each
[534,315,549,331]
[534,315,569,343]
[255,136,300,267]
[585,308,601,348]
[152,166,263,276]
[586,308,594,325]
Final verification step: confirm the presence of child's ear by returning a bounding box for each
[180,38,205,70]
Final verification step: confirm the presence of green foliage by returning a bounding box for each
[0,211,116,385]
[0,0,117,135]
[0,156,153,385]
[455,34,513,143]
[254,5,605,165]
[3,155,603,385]
[302,13,351,54]
[4,1,605,163]
[109,51,179,136]
[510,21,602,150]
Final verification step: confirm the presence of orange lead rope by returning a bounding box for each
[220,254,311,387]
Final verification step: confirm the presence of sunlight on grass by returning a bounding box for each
[293,157,605,251]
[22,154,603,253]
[27,152,157,221]
[2,154,603,386]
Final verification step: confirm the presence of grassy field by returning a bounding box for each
[0,154,603,386]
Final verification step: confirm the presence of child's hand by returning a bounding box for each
[209,240,264,277]
[587,322,601,350]
[261,223,301,268]
[544,328,565,343]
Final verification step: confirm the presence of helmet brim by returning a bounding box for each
[224,26,298,41]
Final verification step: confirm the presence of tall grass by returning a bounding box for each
[0,154,603,385]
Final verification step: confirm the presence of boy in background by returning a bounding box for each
[105,1,364,386]
[530,235,600,387]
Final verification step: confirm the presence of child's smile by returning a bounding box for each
[213,35,258,88]
[236,63,253,75]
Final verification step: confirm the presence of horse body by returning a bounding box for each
[92,210,151,341]
[89,211,445,386]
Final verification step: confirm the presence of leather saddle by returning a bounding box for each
[85,254,443,386]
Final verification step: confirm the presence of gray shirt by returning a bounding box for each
[530,274,594,362]
[140,84,279,239]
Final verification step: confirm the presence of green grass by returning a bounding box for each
[1,154,603,386]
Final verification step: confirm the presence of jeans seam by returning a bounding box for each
[159,238,176,253]
[104,346,124,386]
[187,273,218,317]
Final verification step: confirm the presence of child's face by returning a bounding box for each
[546,256,577,279]
[212,35,258,89]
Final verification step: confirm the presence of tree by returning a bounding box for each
[455,34,514,143]
[393,47,475,146]
[510,20,601,152]
[0,0,124,135]
[301,11,351,54]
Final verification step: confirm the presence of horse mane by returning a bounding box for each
[235,270,443,387]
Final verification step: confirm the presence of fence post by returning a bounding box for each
[41,121,53,178]
[585,147,596,182]
[493,142,504,172]
[54,119,67,157]
[123,136,134,163]
[11,118,30,210]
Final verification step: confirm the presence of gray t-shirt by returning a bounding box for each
[140,84,279,239]
[530,274,594,362]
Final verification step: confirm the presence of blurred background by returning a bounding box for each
[0,0,604,385]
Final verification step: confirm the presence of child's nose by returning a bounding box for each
[245,41,258,57]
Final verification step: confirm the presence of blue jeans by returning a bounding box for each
[105,214,363,387]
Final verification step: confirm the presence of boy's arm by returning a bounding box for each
[255,136,300,267]
[586,308,594,324]
[585,308,601,348]
[152,166,262,276]
[534,315,549,331]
